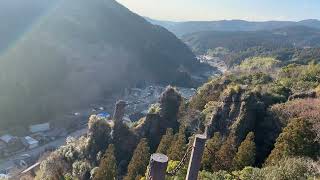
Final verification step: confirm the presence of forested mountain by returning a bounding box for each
[0,0,205,130]
[182,26,320,54]
[181,26,320,67]
[147,18,320,36]
[32,57,320,180]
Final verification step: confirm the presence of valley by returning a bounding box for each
[0,0,319,180]
[0,83,203,176]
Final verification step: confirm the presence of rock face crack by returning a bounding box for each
[206,90,266,144]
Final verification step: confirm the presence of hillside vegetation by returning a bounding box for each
[0,0,206,131]
[182,26,320,67]
[31,57,320,180]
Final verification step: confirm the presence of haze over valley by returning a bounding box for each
[0,0,319,179]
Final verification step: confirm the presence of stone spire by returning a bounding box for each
[113,100,127,122]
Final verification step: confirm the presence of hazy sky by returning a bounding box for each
[116,0,320,22]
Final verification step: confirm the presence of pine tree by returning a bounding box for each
[113,121,138,170]
[265,118,319,165]
[216,134,237,171]
[124,138,150,180]
[201,132,222,171]
[94,144,117,180]
[233,132,256,170]
[156,128,174,155]
[167,128,187,161]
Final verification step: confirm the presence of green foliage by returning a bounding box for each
[201,132,222,171]
[72,160,91,180]
[113,120,138,171]
[200,157,320,180]
[190,77,227,110]
[217,134,237,171]
[141,86,183,152]
[87,115,112,161]
[265,118,319,165]
[239,57,280,72]
[157,128,174,155]
[166,160,188,179]
[159,86,182,124]
[125,138,150,180]
[167,128,187,161]
[201,101,223,124]
[94,144,117,180]
[222,84,242,97]
[148,103,161,114]
[199,170,236,180]
[235,72,273,86]
[63,173,73,180]
[262,157,319,180]
[36,152,70,180]
[233,132,256,170]
[233,166,264,180]
[315,85,320,96]
[277,63,320,92]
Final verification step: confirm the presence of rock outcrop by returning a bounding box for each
[288,91,317,101]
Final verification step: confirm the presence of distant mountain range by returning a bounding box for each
[0,0,204,129]
[146,18,320,36]
[182,25,320,55]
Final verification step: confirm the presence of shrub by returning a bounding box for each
[265,118,319,165]
[166,160,188,179]
[277,63,320,92]
[72,160,91,179]
[262,158,319,180]
[87,115,112,161]
[239,57,280,72]
[199,170,235,180]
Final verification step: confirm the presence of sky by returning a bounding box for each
[116,0,320,22]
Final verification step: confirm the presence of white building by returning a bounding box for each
[22,136,39,149]
[29,123,50,133]
[0,134,14,144]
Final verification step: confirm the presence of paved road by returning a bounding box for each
[0,128,87,170]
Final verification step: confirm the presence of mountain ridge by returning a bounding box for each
[0,0,204,130]
[146,18,320,36]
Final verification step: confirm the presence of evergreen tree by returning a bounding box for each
[201,132,222,171]
[167,128,187,161]
[217,134,237,171]
[124,138,150,180]
[233,132,256,170]
[87,115,112,161]
[159,86,182,131]
[94,144,117,180]
[156,128,174,154]
[113,121,138,173]
[265,118,319,165]
[159,86,182,120]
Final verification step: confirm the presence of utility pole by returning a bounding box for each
[185,134,207,180]
[149,153,168,180]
